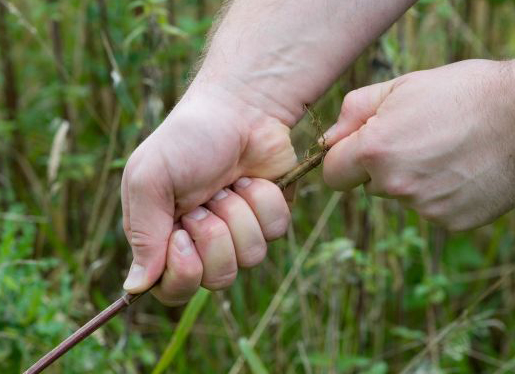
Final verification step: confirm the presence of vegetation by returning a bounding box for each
[2,0,515,373]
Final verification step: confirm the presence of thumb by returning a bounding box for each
[122,176,174,293]
[320,78,398,147]
[323,129,369,191]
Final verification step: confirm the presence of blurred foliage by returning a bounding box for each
[2,0,515,373]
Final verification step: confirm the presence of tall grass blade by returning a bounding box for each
[238,338,269,374]
[152,288,211,374]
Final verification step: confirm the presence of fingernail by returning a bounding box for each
[185,206,209,220]
[318,123,338,143]
[212,189,228,201]
[123,263,145,290]
[174,230,193,255]
[234,177,252,188]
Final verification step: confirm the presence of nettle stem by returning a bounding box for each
[24,146,328,374]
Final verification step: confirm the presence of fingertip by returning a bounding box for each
[152,230,203,306]
[171,229,195,257]
[123,262,150,293]
[318,123,340,146]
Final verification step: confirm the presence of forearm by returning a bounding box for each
[188,0,417,126]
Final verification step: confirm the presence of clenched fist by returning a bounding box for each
[121,83,295,305]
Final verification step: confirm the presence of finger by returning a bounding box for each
[151,230,203,306]
[233,177,290,241]
[124,176,174,294]
[206,188,267,268]
[323,130,370,191]
[181,207,238,290]
[320,78,398,146]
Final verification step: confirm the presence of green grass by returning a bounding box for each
[2,0,515,373]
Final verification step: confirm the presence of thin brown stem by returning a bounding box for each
[24,293,143,374]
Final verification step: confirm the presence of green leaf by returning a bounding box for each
[152,288,210,374]
[238,338,269,374]
[160,23,188,38]
[123,24,146,50]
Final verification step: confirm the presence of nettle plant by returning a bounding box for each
[0,204,154,374]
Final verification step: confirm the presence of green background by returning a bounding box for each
[2,0,515,373]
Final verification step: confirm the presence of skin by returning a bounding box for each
[121,0,416,304]
[323,60,515,231]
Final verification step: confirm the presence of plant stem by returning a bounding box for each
[23,293,143,374]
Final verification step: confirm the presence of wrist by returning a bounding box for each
[189,67,301,128]
[165,78,290,136]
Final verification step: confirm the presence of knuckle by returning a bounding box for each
[125,155,159,193]
[267,131,292,157]
[341,89,365,114]
[357,126,385,166]
[202,269,238,290]
[177,262,203,284]
[446,221,468,232]
[382,176,414,197]
[444,215,471,232]
[263,217,290,241]
[238,244,267,268]
[127,167,148,192]
[417,203,446,224]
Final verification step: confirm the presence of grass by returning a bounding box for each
[2,0,515,373]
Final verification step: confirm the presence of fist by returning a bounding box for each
[121,84,296,305]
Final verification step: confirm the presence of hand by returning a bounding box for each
[323,59,515,231]
[121,83,296,305]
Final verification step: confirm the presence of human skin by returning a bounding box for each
[121,0,416,304]
[323,59,515,231]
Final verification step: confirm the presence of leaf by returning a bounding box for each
[360,362,388,374]
[110,157,128,170]
[47,119,69,184]
[151,288,210,374]
[238,338,269,374]
[391,326,426,342]
[160,23,188,38]
[123,24,146,50]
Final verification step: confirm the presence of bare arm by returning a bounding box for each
[188,0,417,126]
